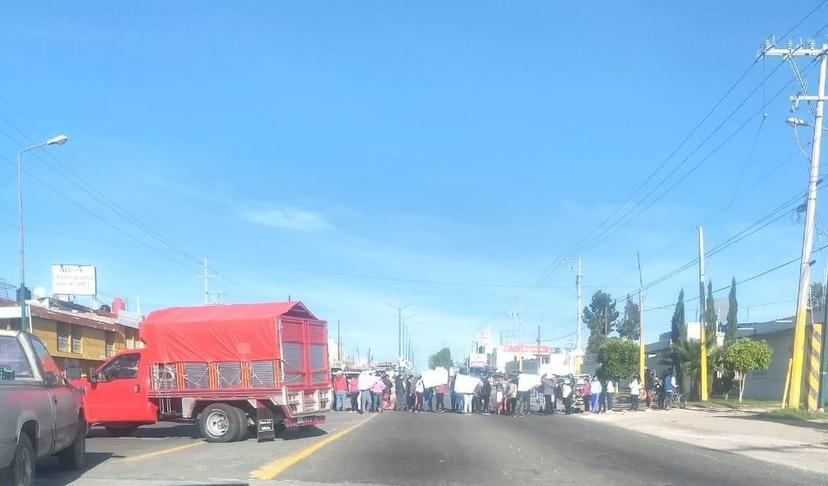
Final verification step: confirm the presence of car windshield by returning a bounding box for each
[4,3,828,486]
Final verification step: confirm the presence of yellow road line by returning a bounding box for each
[123,441,204,462]
[250,414,377,480]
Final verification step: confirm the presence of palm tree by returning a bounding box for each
[665,331,720,400]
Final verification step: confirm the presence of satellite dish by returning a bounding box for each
[33,287,47,300]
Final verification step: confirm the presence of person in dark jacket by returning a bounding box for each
[479,378,492,413]
[395,374,407,411]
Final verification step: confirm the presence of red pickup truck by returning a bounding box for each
[72,302,332,442]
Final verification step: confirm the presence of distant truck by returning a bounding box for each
[0,330,86,486]
[72,302,332,443]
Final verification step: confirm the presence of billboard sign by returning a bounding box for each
[502,344,550,354]
[51,264,97,296]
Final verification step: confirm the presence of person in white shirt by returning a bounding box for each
[605,379,616,412]
[590,377,602,414]
[628,376,641,411]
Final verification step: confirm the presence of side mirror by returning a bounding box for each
[43,371,62,387]
[87,368,100,384]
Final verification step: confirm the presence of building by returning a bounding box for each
[643,315,821,401]
[0,297,142,379]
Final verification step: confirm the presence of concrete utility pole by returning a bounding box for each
[386,303,413,360]
[576,257,583,352]
[337,319,342,363]
[536,324,542,365]
[698,226,709,402]
[203,256,210,305]
[518,302,524,372]
[637,252,646,383]
[763,40,828,409]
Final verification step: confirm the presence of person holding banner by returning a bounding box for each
[414,376,425,412]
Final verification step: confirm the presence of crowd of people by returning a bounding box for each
[331,368,680,415]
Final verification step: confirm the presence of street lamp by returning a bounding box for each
[17,134,70,331]
[787,116,828,131]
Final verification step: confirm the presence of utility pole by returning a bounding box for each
[386,303,413,360]
[518,302,524,372]
[637,251,646,383]
[698,226,709,402]
[818,271,828,411]
[576,257,583,353]
[536,324,542,368]
[337,319,342,364]
[203,256,210,305]
[763,40,827,409]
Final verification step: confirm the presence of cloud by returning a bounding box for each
[241,207,333,232]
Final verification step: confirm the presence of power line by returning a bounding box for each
[210,256,633,290]
[644,241,828,312]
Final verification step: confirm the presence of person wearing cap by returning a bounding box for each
[332,370,348,412]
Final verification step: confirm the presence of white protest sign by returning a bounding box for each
[454,374,480,394]
[421,367,448,389]
[518,373,541,392]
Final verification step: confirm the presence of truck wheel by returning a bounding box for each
[104,425,138,437]
[233,407,249,441]
[2,433,35,486]
[59,417,87,470]
[198,404,242,443]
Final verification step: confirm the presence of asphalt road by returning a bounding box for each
[33,410,825,485]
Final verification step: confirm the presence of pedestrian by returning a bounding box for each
[449,375,457,412]
[581,378,591,413]
[495,379,505,414]
[629,375,640,412]
[382,373,393,411]
[371,374,386,413]
[562,378,574,415]
[395,373,407,411]
[507,379,518,416]
[332,370,348,412]
[359,372,373,414]
[542,374,555,415]
[480,378,492,414]
[463,389,473,415]
[424,386,434,412]
[590,376,602,414]
[348,374,359,412]
[415,377,425,412]
[605,378,615,412]
[599,378,608,413]
[645,369,655,409]
[435,383,447,412]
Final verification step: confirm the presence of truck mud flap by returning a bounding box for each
[256,404,276,442]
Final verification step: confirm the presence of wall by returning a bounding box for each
[29,315,128,376]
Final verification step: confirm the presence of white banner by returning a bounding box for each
[421,367,448,389]
[52,264,97,296]
[518,373,541,392]
[454,374,480,394]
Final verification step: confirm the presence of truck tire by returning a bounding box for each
[59,417,87,470]
[198,404,242,443]
[233,407,249,441]
[2,432,35,486]
[104,425,138,437]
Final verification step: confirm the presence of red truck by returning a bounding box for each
[72,302,332,442]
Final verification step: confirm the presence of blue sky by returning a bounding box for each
[0,1,826,368]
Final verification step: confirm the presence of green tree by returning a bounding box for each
[670,289,687,389]
[669,329,720,399]
[809,282,824,313]
[597,338,638,381]
[428,347,453,369]
[725,278,738,344]
[722,338,773,402]
[583,291,619,353]
[617,295,640,341]
[704,281,717,336]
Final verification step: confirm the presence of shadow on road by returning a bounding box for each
[278,425,327,441]
[36,452,116,485]
[88,424,202,439]
[728,412,828,430]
